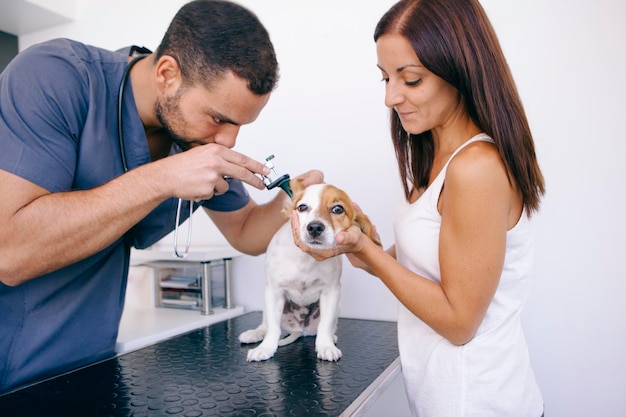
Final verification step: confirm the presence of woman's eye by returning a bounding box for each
[380,77,390,83]
[331,205,345,215]
[297,204,308,212]
[405,79,421,86]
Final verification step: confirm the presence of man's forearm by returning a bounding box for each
[0,164,168,285]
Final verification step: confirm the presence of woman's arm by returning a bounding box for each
[296,144,519,345]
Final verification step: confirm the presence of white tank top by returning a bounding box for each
[393,133,543,417]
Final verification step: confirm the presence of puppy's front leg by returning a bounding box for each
[315,284,342,361]
[246,286,285,362]
[239,316,267,345]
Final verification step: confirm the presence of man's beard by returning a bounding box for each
[155,92,193,152]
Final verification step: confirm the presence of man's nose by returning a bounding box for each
[214,125,240,148]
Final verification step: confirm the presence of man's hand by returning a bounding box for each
[154,143,271,201]
[290,169,324,190]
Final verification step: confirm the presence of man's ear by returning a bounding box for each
[155,55,182,93]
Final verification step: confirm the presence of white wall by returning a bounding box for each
[18,1,626,416]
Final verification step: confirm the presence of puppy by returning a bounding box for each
[239,179,380,362]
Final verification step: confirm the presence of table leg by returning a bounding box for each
[201,261,213,315]
[224,258,233,309]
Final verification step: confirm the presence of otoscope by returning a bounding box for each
[261,155,292,198]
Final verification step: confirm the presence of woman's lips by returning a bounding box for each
[395,109,414,119]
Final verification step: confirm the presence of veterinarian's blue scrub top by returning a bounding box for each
[0,38,250,393]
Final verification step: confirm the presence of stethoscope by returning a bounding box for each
[118,49,192,258]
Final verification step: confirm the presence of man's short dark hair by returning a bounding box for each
[155,0,279,95]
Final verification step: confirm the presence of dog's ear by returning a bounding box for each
[289,177,306,198]
[281,177,306,218]
[354,212,383,247]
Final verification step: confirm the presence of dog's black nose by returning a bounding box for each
[307,221,325,238]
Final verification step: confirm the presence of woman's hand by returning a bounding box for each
[290,207,380,263]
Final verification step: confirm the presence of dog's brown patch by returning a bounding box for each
[285,178,382,247]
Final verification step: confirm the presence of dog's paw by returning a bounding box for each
[239,328,265,344]
[246,343,277,362]
[316,344,342,361]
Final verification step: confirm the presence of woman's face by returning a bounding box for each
[376,34,462,136]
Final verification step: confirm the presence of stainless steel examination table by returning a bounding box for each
[0,311,400,416]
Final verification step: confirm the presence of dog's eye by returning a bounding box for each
[297,204,308,212]
[331,205,345,215]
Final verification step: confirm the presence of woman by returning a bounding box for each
[293,0,545,415]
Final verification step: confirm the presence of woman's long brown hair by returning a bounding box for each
[374,0,545,214]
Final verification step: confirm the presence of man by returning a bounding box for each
[0,0,321,393]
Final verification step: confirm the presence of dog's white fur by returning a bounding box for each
[239,180,379,362]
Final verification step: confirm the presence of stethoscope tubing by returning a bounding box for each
[118,53,191,258]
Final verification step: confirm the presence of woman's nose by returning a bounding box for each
[384,80,404,109]
[214,125,240,148]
